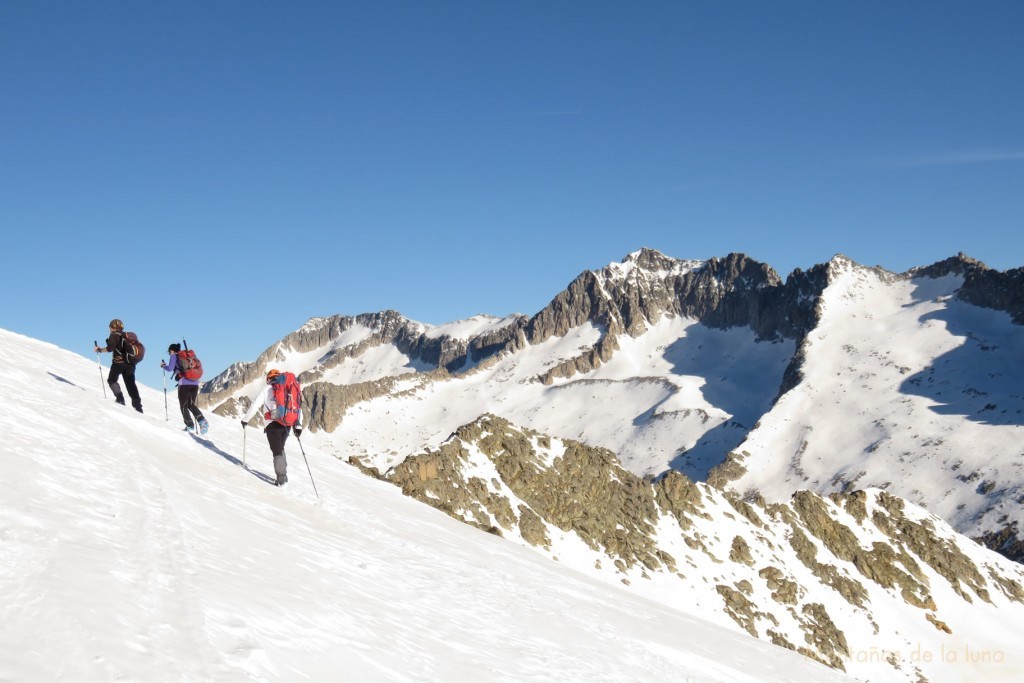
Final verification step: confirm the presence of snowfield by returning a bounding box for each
[733,259,1024,538]
[1,329,853,683]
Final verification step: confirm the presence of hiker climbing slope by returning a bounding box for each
[162,342,209,435]
[94,318,143,413]
[241,369,303,487]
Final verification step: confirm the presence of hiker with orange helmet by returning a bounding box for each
[241,368,303,487]
[93,319,143,413]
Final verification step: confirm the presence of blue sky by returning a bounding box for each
[2,1,1022,386]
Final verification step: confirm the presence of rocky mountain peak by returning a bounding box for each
[958,261,1024,324]
[825,252,890,279]
[609,247,704,280]
[910,252,988,280]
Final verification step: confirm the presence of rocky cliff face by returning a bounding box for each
[354,414,1024,682]
[900,252,1024,324]
[524,249,829,385]
[201,310,526,414]
[957,267,1024,326]
[202,248,832,416]
[204,247,1023,420]
[201,311,418,408]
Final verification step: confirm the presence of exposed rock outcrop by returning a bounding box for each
[365,413,1024,682]
[976,522,1024,565]
[524,249,829,385]
[200,310,523,414]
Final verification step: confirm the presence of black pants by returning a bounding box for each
[265,421,290,482]
[108,363,142,412]
[177,384,205,429]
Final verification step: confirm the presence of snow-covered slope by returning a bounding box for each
[370,414,1024,683]
[0,328,852,682]
[730,256,1024,546]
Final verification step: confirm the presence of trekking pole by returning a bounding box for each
[94,340,107,398]
[163,371,169,421]
[242,424,247,469]
[295,434,320,501]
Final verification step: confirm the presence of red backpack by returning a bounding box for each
[176,349,203,381]
[265,372,301,427]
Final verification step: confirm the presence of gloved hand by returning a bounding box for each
[241,420,248,428]
[293,427,302,438]
[160,361,167,370]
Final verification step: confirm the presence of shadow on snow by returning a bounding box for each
[190,433,277,485]
[899,294,1024,427]
[660,324,794,482]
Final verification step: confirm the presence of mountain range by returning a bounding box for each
[194,248,1024,681]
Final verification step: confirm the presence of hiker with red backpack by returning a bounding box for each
[241,369,303,487]
[161,342,209,435]
[93,318,143,413]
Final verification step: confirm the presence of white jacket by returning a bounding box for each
[243,384,303,427]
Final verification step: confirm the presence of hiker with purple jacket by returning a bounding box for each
[161,343,209,435]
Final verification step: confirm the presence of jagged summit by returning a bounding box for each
[911,252,989,279]
[826,252,859,270]
[825,251,995,281]
[602,247,705,282]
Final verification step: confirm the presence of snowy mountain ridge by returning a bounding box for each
[199,249,1024,568]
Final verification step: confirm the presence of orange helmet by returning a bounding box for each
[266,368,282,383]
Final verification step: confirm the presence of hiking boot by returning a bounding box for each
[185,425,196,435]
[198,419,209,435]
[275,476,288,487]
[115,396,126,406]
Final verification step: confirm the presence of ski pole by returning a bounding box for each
[94,340,107,398]
[295,434,319,500]
[242,423,247,469]
[163,370,169,421]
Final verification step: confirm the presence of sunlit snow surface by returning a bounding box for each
[1,329,852,683]
[280,314,792,481]
[733,263,1024,537]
